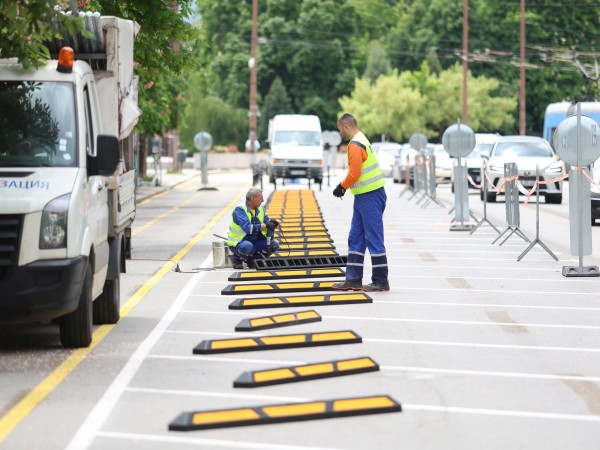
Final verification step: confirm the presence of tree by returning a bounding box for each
[258,77,293,142]
[180,96,248,152]
[0,1,85,68]
[363,41,392,83]
[340,64,516,142]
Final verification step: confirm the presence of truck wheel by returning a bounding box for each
[93,277,120,324]
[124,234,132,259]
[59,263,93,348]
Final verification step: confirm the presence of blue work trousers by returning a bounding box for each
[230,238,280,263]
[346,187,388,284]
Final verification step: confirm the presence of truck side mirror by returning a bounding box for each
[89,134,120,176]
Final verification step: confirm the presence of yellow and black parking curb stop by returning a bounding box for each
[229,292,372,309]
[234,356,379,387]
[228,268,345,282]
[193,330,361,354]
[221,280,338,295]
[168,395,401,431]
[235,310,321,332]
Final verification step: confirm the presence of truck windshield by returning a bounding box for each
[274,131,321,146]
[0,81,76,167]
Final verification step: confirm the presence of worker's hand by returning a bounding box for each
[268,219,279,229]
[265,220,278,231]
[333,183,346,198]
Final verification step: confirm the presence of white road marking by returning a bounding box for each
[365,338,600,353]
[402,404,600,423]
[126,387,305,402]
[165,330,600,353]
[65,255,212,450]
[146,354,304,365]
[146,353,600,383]
[375,300,600,312]
[176,309,600,330]
[97,431,344,450]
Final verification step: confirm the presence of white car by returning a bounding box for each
[433,144,452,183]
[451,133,499,190]
[484,136,564,203]
[392,143,418,183]
[373,142,402,177]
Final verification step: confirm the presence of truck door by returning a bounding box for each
[83,78,110,298]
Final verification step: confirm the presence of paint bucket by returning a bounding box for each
[212,241,231,268]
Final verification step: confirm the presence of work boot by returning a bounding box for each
[362,281,390,292]
[232,260,244,270]
[331,280,364,291]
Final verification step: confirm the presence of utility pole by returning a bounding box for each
[248,0,258,160]
[462,0,468,123]
[519,0,526,135]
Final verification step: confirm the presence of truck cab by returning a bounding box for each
[267,114,323,186]
[0,16,139,347]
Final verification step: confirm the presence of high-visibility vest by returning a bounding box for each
[348,131,386,195]
[227,203,267,247]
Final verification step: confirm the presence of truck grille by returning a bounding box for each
[0,215,22,283]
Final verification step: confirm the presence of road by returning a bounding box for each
[1,172,599,449]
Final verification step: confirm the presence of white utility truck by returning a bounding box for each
[0,15,140,347]
[267,114,323,187]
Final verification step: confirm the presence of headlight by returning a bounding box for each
[489,164,503,172]
[40,194,69,249]
[545,164,563,173]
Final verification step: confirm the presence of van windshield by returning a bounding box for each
[0,81,77,167]
[274,131,321,146]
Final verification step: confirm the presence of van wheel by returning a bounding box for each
[93,277,120,324]
[59,263,93,348]
[486,191,497,203]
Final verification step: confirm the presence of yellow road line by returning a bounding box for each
[133,190,205,236]
[0,185,248,443]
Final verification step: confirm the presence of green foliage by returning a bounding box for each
[340,64,516,142]
[180,96,248,152]
[258,77,293,141]
[0,3,86,68]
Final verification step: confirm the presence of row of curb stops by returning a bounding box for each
[169,189,402,431]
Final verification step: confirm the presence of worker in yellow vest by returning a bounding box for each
[227,188,280,269]
[331,113,389,291]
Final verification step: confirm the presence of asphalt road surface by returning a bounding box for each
[1,172,599,450]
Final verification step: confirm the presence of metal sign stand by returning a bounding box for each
[559,105,600,276]
[470,161,500,235]
[422,155,445,208]
[492,162,529,245]
[195,131,218,191]
[517,166,558,261]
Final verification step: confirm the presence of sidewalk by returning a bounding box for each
[136,166,200,203]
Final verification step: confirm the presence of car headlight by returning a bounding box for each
[40,194,69,249]
[545,164,563,174]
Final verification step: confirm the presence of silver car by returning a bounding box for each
[484,136,564,204]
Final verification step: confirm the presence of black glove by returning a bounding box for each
[333,183,346,198]
[265,220,278,231]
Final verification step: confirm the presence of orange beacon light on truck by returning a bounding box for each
[57,47,74,73]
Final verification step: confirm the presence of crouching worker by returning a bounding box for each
[227,188,280,269]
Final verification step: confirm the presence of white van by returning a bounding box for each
[267,115,323,185]
[0,16,139,347]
